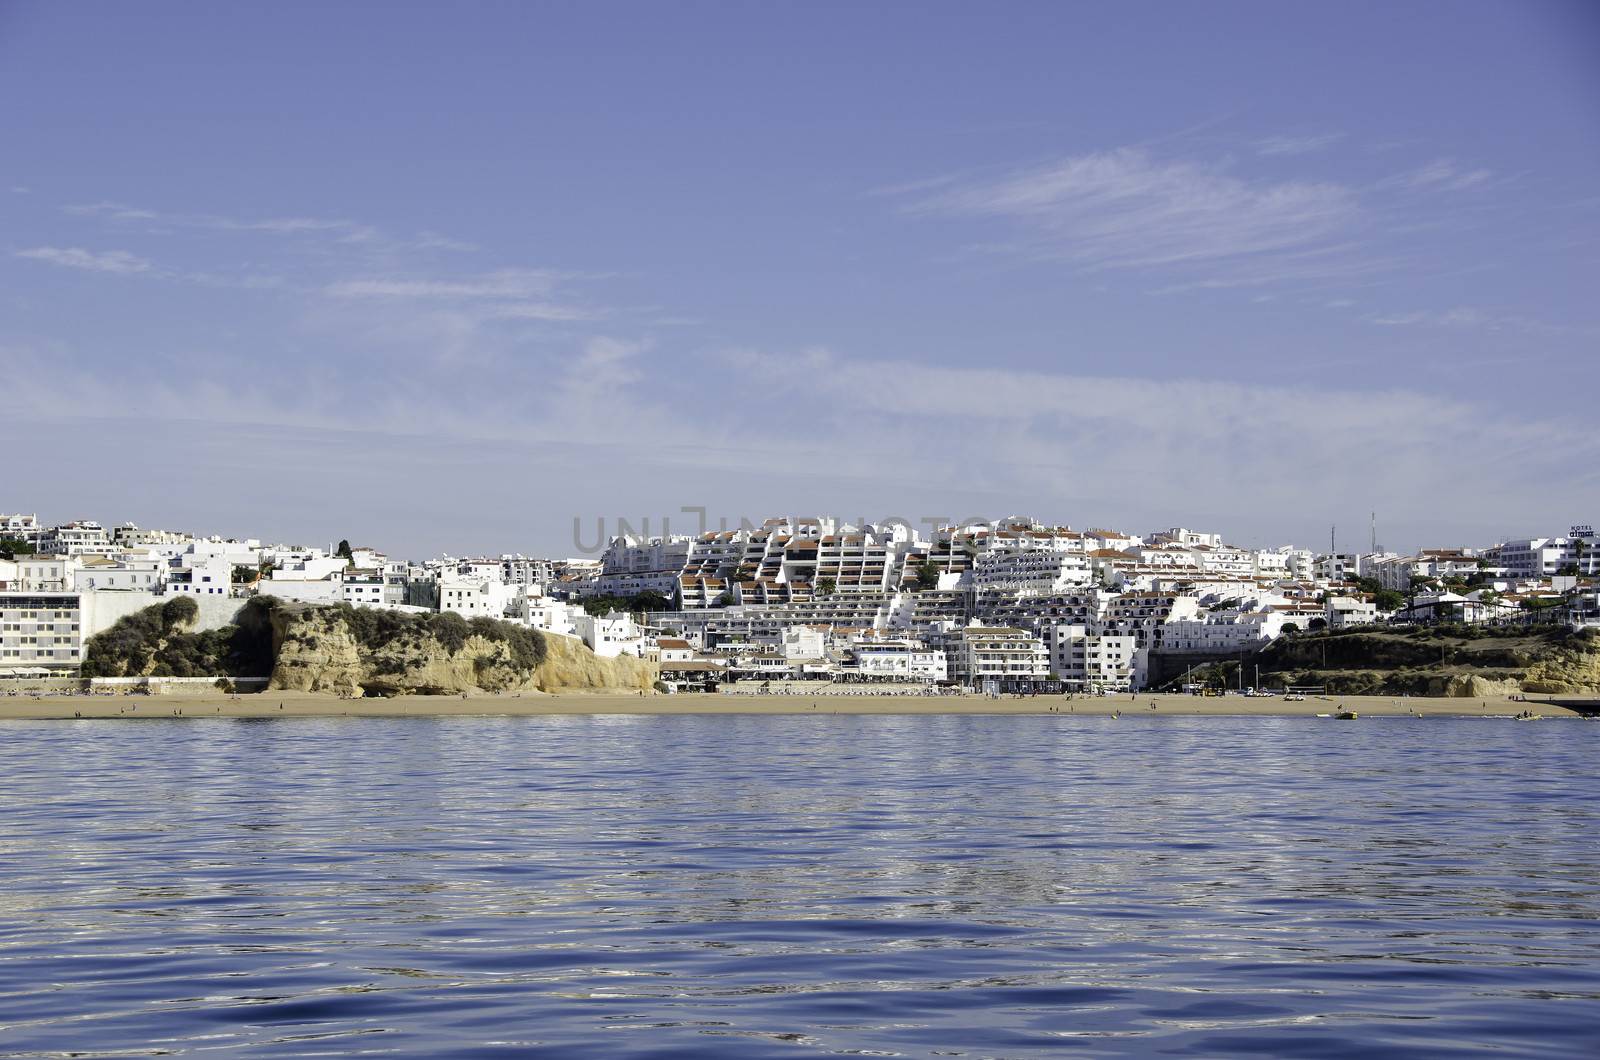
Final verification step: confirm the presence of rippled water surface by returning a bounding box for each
[2,715,1598,1057]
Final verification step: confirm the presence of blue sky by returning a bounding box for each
[3,1,1597,558]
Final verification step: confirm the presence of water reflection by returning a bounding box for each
[0,715,1596,1057]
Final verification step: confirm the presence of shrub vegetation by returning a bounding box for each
[80,596,279,679]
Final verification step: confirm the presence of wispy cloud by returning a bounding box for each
[1368,306,1594,336]
[16,244,283,289]
[324,269,598,322]
[413,232,480,253]
[325,269,568,301]
[560,336,649,406]
[16,246,153,274]
[715,346,1596,526]
[902,148,1360,280]
[65,200,378,241]
[1369,307,1489,327]
[64,201,158,221]
[1254,133,1344,157]
[1392,158,1493,192]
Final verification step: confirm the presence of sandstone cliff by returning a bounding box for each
[266,605,655,697]
[1229,625,1600,697]
[1521,629,1600,694]
[534,631,657,693]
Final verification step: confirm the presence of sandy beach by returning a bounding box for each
[0,690,1590,720]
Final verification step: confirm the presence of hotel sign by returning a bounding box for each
[1574,525,1595,540]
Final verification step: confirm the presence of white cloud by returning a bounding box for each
[65,201,378,241]
[1370,307,1487,327]
[904,148,1360,278]
[15,246,153,274]
[561,336,648,402]
[413,232,480,253]
[325,269,568,301]
[63,201,162,221]
[7,335,1591,554]
[1368,306,1593,337]
[714,346,1594,525]
[322,269,599,326]
[1254,133,1344,156]
[1394,159,1493,192]
[486,303,594,322]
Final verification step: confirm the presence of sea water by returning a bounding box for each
[1,714,1597,1057]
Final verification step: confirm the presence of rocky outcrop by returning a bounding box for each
[1522,629,1600,694]
[1245,626,1600,697]
[534,631,656,693]
[266,605,655,697]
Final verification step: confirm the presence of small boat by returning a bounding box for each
[1335,710,1359,720]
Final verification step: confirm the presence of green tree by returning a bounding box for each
[581,590,672,616]
[336,539,354,564]
[1373,588,1405,612]
[0,537,35,556]
[817,576,836,596]
[915,560,940,590]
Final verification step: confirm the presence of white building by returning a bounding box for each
[850,637,948,683]
[1256,547,1315,581]
[438,577,517,618]
[1044,623,1138,690]
[0,592,84,672]
[1149,527,1223,548]
[1159,610,1295,653]
[518,592,582,636]
[952,626,1050,690]
[1315,553,1360,583]
[971,549,1094,594]
[271,554,349,582]
[1325,595,1379,627]
[111,523,193,548]
[655,637,698,663]
[165,553,236,598]
[1,513,41,544]
[573,610,645,658]
[72,552,165,592]
[1491,536,1599,579]
[340,569,388,607]
[7,555,78,592]
[38,521,113,556]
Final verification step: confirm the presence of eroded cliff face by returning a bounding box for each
[1521,630,1600,694]
[266,607,655,696]
[1249,627,1600,697]
[533,631,656,692]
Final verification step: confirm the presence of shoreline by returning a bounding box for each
[0,690,1590,720]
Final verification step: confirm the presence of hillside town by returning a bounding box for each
[3,510,1596,693]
